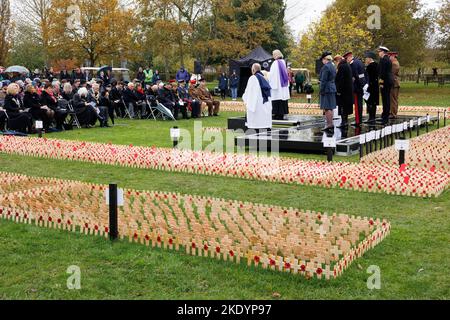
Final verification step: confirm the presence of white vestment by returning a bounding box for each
[243,75,272,129]
[268,59,290,101]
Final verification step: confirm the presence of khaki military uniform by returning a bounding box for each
[196,86,220,116]
[390,59,400,117]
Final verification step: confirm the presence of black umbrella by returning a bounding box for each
[97,65,112,76]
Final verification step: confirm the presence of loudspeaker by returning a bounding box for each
[194,61,203,74]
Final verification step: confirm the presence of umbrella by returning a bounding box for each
[97,65,112,76]
[155,103,176,121]
[5,66,30,74]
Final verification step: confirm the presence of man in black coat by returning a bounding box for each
[364,51,380,123]
[377,46,393,124]
[158,82,182,119]
[343,51,367,127]
[334,55,353,128]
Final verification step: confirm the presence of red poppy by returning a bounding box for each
[204,244,209,251]
[216,247,221,253]
[254,256,260,263]
[316,268,323,275]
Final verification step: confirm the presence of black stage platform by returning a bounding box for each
[231,115,436,156]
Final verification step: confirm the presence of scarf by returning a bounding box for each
[255,71,271,104]
[277,59,289,88]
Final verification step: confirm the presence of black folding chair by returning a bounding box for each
[67,101,81,129]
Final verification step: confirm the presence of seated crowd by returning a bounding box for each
[0,66,221,134]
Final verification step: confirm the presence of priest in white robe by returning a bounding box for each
[268,49,290,120]
[243,63,272,130]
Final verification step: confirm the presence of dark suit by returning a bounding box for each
[335,60,354,123]
[366,61,380,122]
[349,58,367,125]
[378,55,393,123]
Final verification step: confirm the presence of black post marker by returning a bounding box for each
[444,110,447,127]
[38,129,42,138]
[359,141,363,159]
[426,114,429,133]
[327,147,333,162]
[109,184,118,241]
[409,122,412,138]
[437,111,440,129]
[398,138,405,166]
[416,118,420,136]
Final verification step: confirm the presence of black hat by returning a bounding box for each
[320,51,332,60]
[365,51,377,59]
[199,77,206,82]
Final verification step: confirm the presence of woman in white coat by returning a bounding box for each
[242,63,272,131]
[269,49,290,120]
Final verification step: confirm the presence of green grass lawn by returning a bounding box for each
[0,83,449,300]
[0,154,449,299]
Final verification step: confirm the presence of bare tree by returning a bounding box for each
[0,0,12,65]
[14,0,53,66]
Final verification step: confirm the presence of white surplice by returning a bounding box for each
[268,59,290,101]
[242,75,272,129]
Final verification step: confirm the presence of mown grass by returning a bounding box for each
[0,153,448,300]
[0,83,448,300]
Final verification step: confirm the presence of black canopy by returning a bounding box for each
[229,46,273,97]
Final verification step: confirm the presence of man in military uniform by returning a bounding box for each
[343,51,367,127]
[377,46,393,124]
[389,52,401,119]
[196,78,220,117]
[364,51,380,123]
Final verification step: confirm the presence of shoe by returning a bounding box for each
[213,114,219,117]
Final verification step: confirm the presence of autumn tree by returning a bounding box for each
[14,0,53,66]
[0,0,12,66]
[49,0,137,66]
[7,24,46,70]
[291,7,372,71]
[332,0,432,67]
[435,0,450,63]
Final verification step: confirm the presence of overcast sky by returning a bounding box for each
[286,0,443,37]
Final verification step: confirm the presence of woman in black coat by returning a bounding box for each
[72,87,98,127]
[23,85,54,130]
[3,84,33,133]
[334,56,354,127]
[40,83,67,130]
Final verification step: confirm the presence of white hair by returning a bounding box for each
[63,82,72,93]
[78,87,89,98]
[273,49,284,59]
